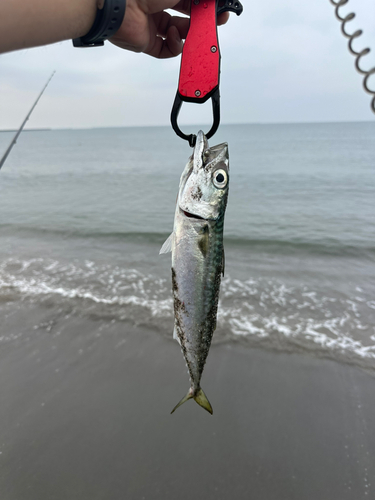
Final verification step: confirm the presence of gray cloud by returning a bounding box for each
[0,0,374,130]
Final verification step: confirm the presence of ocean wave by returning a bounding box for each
[1,224,375,259]
[1,257,374,369]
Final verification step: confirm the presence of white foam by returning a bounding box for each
[1,258,374,364]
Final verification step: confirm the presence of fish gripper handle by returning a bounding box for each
[170,0,243,146]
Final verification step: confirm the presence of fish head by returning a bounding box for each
[178,131,229,221]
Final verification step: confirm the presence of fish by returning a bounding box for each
[160,130,229,414]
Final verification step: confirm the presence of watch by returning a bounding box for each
[73,0,126,48]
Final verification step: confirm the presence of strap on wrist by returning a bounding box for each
[73,0,126,48]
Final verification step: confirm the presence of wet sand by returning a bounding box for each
[1,304,375,499]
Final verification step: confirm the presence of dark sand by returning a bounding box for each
[1,304,375,499]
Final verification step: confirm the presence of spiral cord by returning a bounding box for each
[330,0,375,114]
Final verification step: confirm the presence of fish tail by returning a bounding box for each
[171,387,213,415]
[170,390,193,414]
[194,388,213,414]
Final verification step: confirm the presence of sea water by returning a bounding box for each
[0,123,374,368]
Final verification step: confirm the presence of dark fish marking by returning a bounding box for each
[171,267,178,294]
[172,268,187,314]
[172,267,193,381]
[198,224,209,258]
[191,186,203,201]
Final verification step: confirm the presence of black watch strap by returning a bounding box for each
[73,0,126,48]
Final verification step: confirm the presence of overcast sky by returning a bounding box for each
[1,0,374,130]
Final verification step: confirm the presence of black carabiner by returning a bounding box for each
[170,88,220,148]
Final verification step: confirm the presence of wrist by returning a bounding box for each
[71,1,99,40]
[73,0,126,48]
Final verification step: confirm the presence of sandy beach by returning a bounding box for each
[1,302,374,500]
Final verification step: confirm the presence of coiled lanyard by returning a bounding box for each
[170,0,243,147]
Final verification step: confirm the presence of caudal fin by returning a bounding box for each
[171,388,213,415]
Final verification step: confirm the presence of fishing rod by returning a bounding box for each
[0,71,55,171]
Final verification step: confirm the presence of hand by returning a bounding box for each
[110,0,230,58]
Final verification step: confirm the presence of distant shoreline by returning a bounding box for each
[0,128,51,133]
[0,121,374,134]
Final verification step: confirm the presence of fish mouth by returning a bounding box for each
[181,209,205,220]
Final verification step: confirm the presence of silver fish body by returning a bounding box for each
[160,131,229,414]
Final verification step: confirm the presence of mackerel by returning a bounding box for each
[160,130,229,414]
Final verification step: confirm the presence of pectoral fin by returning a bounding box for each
[197,224,209,258]
[159,233,174,254]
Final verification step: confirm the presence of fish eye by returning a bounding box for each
[212,169,227,189]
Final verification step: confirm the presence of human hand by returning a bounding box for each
[110,0,230,58]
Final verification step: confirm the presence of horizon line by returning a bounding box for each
[0,119,374,132]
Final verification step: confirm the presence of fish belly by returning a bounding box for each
[171,210,223,389]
